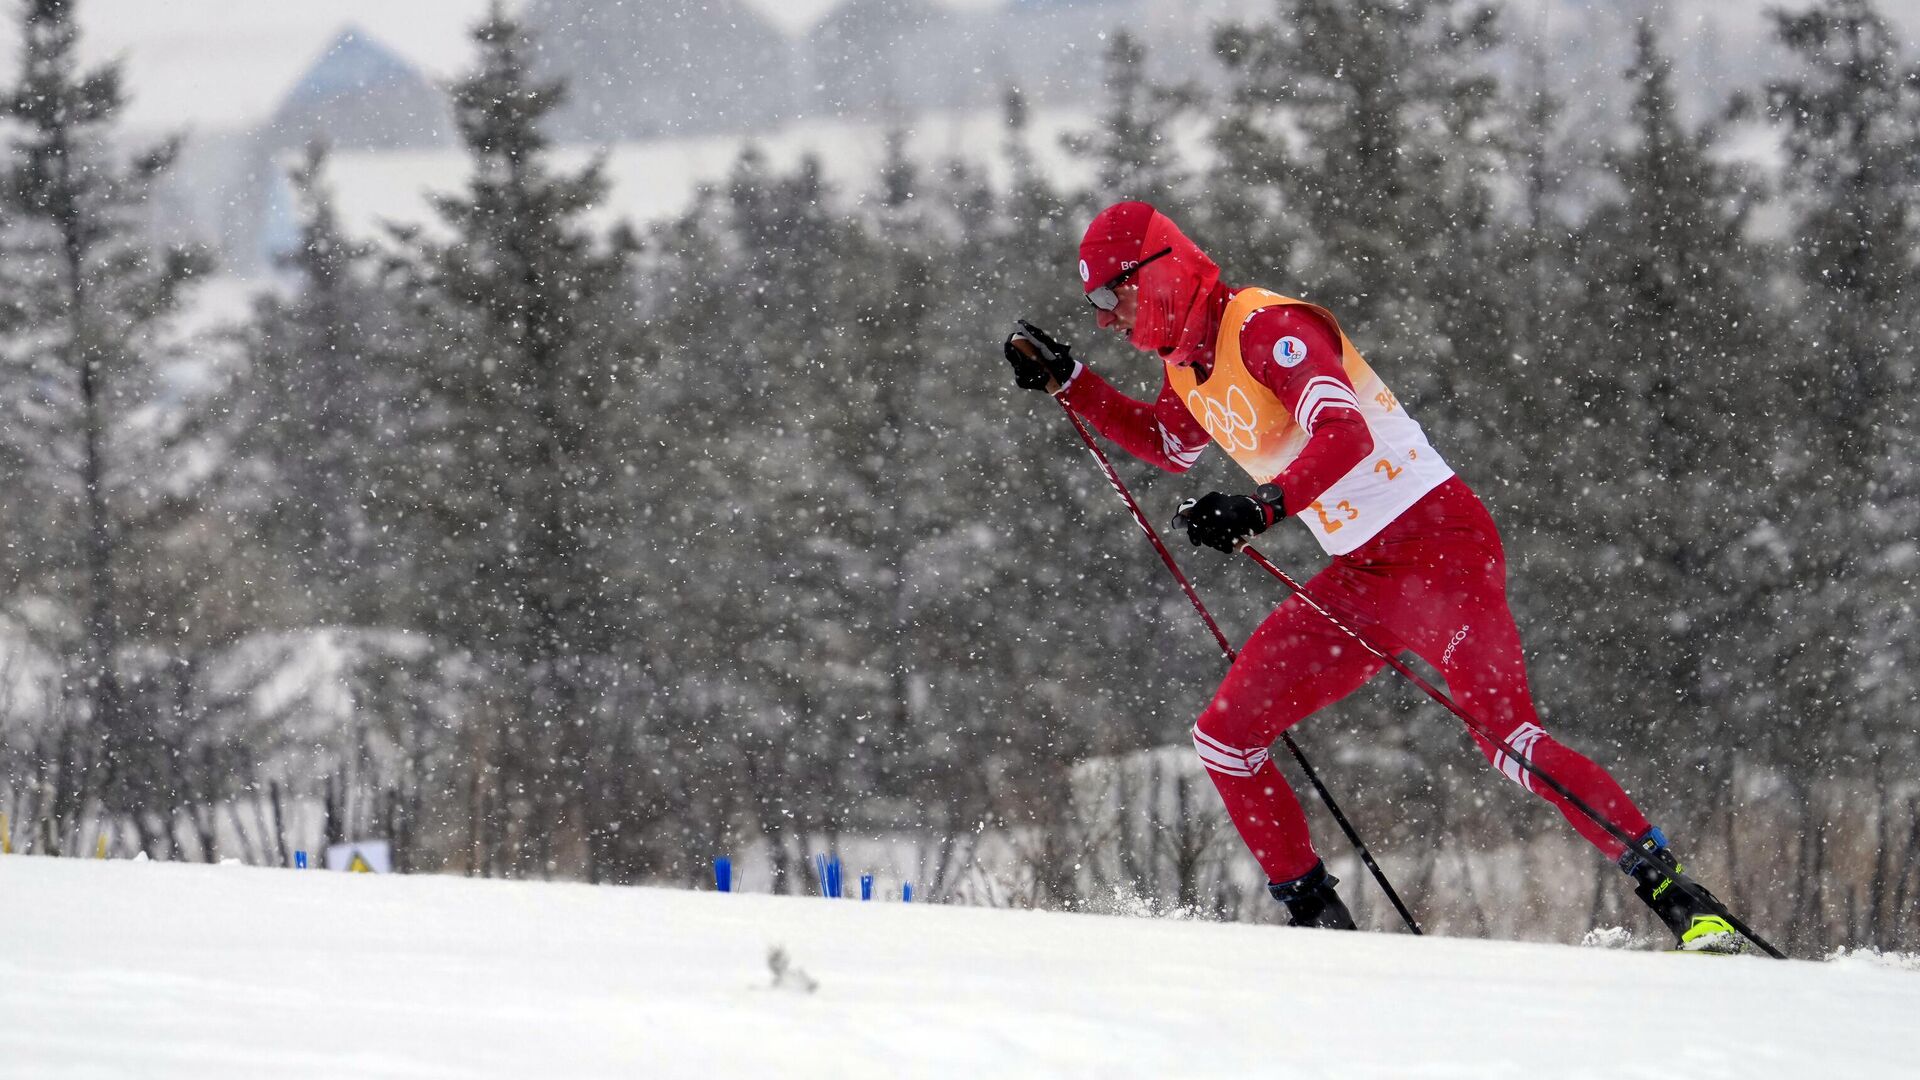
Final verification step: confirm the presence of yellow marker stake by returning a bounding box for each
[2,812,10,854]
[96,833,108,859]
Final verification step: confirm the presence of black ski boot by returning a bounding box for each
[1620,828,1744,953]
[1268,861,1357,930]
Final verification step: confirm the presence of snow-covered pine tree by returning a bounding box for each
[1208,0,1507,331]
[1766,0,1918,471]
[241,142,395,622]
[381,4,643,878]
[1066,30,1197,214]
[1754,0,1920,948]
[1537,19,1777,870]
[0,0,213,852]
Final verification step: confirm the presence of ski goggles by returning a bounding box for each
[1085,246,1172,311]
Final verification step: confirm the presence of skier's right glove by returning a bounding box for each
[1172,485,1286,554]
[1004,320,1077,392]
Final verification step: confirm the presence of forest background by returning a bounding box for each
[0,0,1913,956]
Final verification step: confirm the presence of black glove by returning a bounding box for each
[1004,320,1076,391]
[1173,485,1286,553]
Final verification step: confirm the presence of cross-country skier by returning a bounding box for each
[1005,200,1740,950]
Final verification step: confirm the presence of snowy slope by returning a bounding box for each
[2,857,1917,1078]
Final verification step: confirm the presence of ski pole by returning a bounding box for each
[1054,399,1423,935]
[1237,543,1786,959]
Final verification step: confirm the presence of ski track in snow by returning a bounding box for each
[2,856,1917,1079]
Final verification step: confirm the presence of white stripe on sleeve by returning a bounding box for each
[1157,421,1205,468]
[1295,376,1362,434]
[1192,725,1273,777]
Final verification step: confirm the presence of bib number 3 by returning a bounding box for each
[1311,500,1361,533]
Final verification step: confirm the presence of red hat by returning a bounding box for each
[1077,201,1157,294]
[1078,201,1220,360]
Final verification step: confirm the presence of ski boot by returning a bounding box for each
[1269,860,1357,930]
[1621,828,1745,953]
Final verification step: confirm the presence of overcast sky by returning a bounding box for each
[0,0,1911,137]
[0,0,1040,133]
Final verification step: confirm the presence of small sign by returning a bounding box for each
[325,840,392,873]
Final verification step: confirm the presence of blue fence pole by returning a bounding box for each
[860,873,873,901]
[714,856,732,893]
[293,850,307,869]
[902,882,913,903]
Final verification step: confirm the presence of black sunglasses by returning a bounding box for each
[1086,247,1172,311]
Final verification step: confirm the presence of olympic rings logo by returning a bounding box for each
[1187,385,1260,453]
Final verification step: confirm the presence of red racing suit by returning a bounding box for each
[1058,285,1652,884]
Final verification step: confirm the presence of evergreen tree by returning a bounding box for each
[1765,0,1919,469]
[1210,0,1507,326]
[1754,0,1920,945]
[382,5,643,876]
[228,144,470,870]
[1533,21,1775,839]
[1066,30,1197,212]
[998,87,1070,249]
[668,144,943,891]
[242,142,394,622]
[0,0,211,846]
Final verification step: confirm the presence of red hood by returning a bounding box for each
[1079,201,1221,362]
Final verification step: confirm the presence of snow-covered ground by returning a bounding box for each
[3,856,1917,1078]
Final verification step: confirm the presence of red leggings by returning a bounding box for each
[1191,477,1651,883]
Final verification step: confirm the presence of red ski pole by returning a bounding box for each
[1236,544,1785,958]
[1055,400,1423,935]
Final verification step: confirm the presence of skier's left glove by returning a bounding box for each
[1173,485,1286,553]
[1004,320,1077,392]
